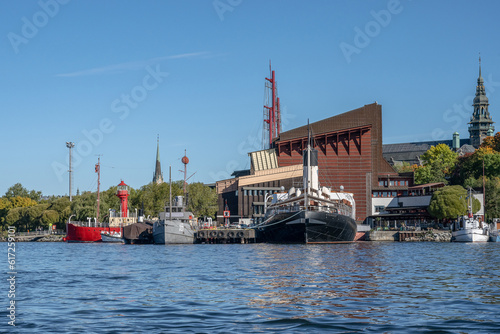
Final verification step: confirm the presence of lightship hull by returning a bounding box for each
[66,223,121,243]
[256,210,357,243]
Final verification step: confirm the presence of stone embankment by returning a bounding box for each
[402,230,451,242]
[0,235,64,242]
[366,230,452,242]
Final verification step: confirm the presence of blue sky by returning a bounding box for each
[1,0,500,196]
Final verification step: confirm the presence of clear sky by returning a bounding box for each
[1,0,500,196]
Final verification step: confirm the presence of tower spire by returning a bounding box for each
[469,56,494,148]
[156,134,160,162]
[479,53,482,80]
[153,135,164,184]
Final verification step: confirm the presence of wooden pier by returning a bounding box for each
[195,229,256,244]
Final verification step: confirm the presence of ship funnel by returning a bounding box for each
[303,149,319,191]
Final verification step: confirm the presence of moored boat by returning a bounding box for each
[66,219,121,243]
[153,195,195,244]
[100,230,125,243]
[152,166,195,244]
[488,219,500,242]
[255,126,357,243]
[451,188,489,243]
[65,160,137,243]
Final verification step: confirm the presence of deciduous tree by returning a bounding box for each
[415,144,458,184]
[428,185,480,219]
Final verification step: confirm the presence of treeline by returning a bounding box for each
[0,182,217,232]
[393,132,500,220]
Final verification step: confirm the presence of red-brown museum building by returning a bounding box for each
[216,103,413,224]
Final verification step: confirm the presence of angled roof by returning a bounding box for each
[249,148,279,172]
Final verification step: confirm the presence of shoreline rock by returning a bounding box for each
[404,230,452,242]
[0,235,64,242]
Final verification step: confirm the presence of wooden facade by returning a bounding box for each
[216,103,396,224]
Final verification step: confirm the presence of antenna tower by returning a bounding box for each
[95,155,102,223]
[263,61,281,149]
[66,142,75,201]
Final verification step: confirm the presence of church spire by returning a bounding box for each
[153,135,164,184]
[479,54,481,76]
[469,55,494,148]
[478,53,483,84]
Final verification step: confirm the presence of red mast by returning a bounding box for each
[264,62,281,148]
[181,150,189,196]
[95,156,101,223]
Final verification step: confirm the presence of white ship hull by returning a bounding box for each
[452,229,489,242]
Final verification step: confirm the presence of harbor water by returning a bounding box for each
[2,242,500,333]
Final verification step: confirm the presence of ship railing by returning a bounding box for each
[16,229,65,236]
[68,220,110,228]
[109,212,138,218]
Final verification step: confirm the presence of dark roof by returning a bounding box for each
[382,139,471,165]
[408,182,445,190]
[457,144,476,155]
[231,170,251,177]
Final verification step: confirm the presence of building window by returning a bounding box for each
[392,191,397,197]
[384,181,388,187]
[244,190,247,196]
[375,206,385,213]
[378,180,384,186]
[259,190,263,196]
[389,181,394,186]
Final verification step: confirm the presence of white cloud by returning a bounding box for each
[56,52,209,77]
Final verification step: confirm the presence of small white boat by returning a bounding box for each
[451,188,489,242]
[100,231,125,243]
[451,221,489,242]
[489,219,500,242]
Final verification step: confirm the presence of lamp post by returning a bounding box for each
[66,142,75,201]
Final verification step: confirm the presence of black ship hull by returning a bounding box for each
[256,210,357,243]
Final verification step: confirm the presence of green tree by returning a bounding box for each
[9,196,37,209]
[480,132,500,152]
[392,162,417,173]
[416,144,458,184]
[452,147,500,185]
[5,183,42,201]
[5,207,23,230]
[0,198,12,227]
[187,183,217,218]
[483,177,500,220]
[25,204,50,230]
[41,210,60,227]
[428,185,480,219]
[135,181,183,218]
[414,165,434,185]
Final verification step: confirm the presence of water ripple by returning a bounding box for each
[1,242,498,333]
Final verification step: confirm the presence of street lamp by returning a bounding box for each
[66,142,75,201]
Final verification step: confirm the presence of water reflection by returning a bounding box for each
[243,244,389,322]
[13,242,500,333]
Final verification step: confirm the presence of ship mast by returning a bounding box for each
[95,155,101,223]
[304,120,311,211]
[169,165,172,221]
[263,62,281,149]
